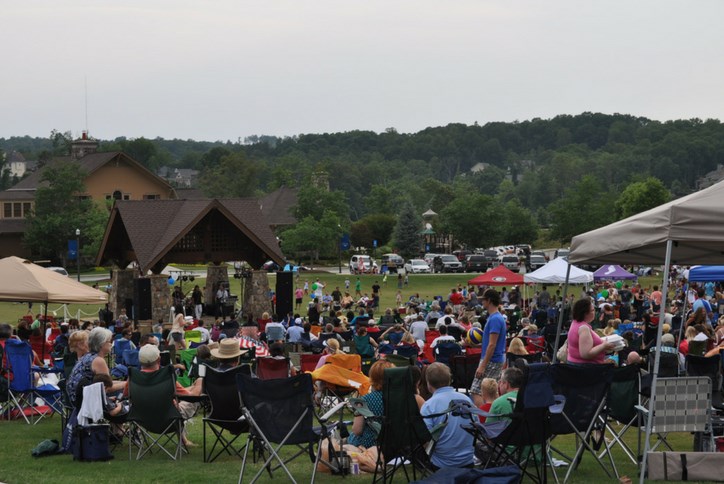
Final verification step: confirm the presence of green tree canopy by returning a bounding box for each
[294,186,349,222]
[350,213,396,249]
[199,151,260,197]
[393,200,423,259]
[280,211,342,264]
[439,193,502,249]
[549,175,614,242]
[614,177,670,219]
[23,162,108,264]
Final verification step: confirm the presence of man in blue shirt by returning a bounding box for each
[692,287,714,326]
[470,288,507,407]
[421,362,474,469]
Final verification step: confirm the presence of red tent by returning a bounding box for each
[467,265,524,286]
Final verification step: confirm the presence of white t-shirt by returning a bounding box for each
[409,320,428,341]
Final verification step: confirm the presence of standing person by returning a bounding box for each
[538,286,551,310]
[294,286,304,310]
[397,273,403,289]
[567,297,616,365]
[344,278,351,291]
[355,277,362,298]
[192,285,204,320]
[470,288,507,407]
[371,281,381,309]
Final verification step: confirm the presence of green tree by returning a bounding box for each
[439,193,502,249]
[280,211,342,264]
[350,213,396,248]
[548,175,613,242]
[23,162,108,264]
[392,200,423,259]
[294,186,349,222]
[614,177,670,219]
[500,199,538,244]
[199,151,260,197]
[50,129,72,156]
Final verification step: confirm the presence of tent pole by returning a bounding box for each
[676,280,688,347]
[41,300,48,364]
[551,262,572,364]
[639,239,673,484]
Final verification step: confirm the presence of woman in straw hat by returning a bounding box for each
[210,338,245,371]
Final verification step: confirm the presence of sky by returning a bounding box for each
[3,0,723,142]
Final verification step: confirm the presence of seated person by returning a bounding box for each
[478,377,499,423]
[93,373,129,417]
[268,342,297,376]
[210,338,244,371]
[487,368,523,423]
[349,360,395,448]
[429,325,456,349]
[421,362,474,470]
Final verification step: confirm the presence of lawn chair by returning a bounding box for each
[3,339,60,424]
[176,348,198,387]
[433,341,462,366]
[686,354,724,409]
[184,330,202,345]
[113,339,132,365]
[450,353,479,394]
[122,348,140,369]
[300,353,323,373]
[637,376,715,463]
[235,373,338,483]
[549,363,615,484]
[598,364,642,469]
[255,356,291,380]
[203,365,248,463]
[127,365,184,460]
[313,353,369,413]
[506,352,543,368]
[374,366,434,483]
[454,362,561,484]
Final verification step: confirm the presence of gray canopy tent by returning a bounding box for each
[566,177,724,483]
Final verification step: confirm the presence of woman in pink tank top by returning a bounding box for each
[567,298,616,364]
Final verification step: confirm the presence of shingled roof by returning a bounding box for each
[4,152,173,193]
[259,186,298,228]
[96,199,285,273]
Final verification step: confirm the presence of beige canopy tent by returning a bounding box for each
[567,178,724,484]
[0,256,108,303]
[569,178,724,265]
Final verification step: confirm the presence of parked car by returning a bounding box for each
[500,255,521,272]
[453,249,472,262]
[432,255,463,273]
[528,254,546,271]
[349,255,378,274]
[464,254,489,273]
[423,253,440,266]
[404,259,431,274]
[531,250,549,262]
[555,248,570,260]
[381,253,405,273]
[482,250,500,269]
[47,266,69,277]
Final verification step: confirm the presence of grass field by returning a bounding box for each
[0,393,701,483]
[0,270,663,327]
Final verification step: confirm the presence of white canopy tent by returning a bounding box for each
[523,257,593,284]
[566,177,724,484]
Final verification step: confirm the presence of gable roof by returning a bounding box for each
[3,151,173,194]
[97,199,285,273]
[259,186,298,227]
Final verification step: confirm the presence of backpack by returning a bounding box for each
[72,425,114,461]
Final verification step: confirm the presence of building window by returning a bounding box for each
[78,195,91,201]
[113,190,123,201]
[143,194,160,200]
[22,202,31,216]
[13,203,21,218]
[123,194,130,200]
[3,203,11,218]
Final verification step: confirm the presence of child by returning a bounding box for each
[479,377,499,423]
[93,373,129,417]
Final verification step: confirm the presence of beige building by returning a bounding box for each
[0,134,176,258]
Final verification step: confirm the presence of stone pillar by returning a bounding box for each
[109,268,137,318]
[205,264,229,307]
[149,274,173,325]
[242,270,272,320]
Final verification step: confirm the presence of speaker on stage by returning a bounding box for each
[133,278,153,321]
[275,271,294,318]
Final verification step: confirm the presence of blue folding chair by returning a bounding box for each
[122,348,140,369]
[113,339,132,365]
[4,339,61,424]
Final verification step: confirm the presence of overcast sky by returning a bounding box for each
[3,0,723,141]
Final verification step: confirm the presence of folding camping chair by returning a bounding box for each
[506,352,543,368]
[374,366,434,483]
[686,354,724,409]
[176,348,198,387]
[235,373,341,483]
[113,339,132,365]
[433,341,462,366]
[450,353,479,394]
[453,362,561,484]
[637,376,714,460]
[127,365,184,460]
[255,356,291,380]
[549,363,615,484]
[598,364,642,469]
[3,339,61,424]
[203,365,248,463]
[184,330,202,345]
[300,353,323,373]
[313,353,368,413]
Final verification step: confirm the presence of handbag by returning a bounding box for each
[72,424,114,461]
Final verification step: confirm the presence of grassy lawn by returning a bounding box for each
[0,405,701,483]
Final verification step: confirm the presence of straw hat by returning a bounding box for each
[210,338,243,359]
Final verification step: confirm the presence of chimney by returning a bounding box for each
[70,131,99,160]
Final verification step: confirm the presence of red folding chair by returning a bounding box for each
[300,353,323,373]
[255,356,290,380]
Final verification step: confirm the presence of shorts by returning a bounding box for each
[295,297,302,305]
[170,332,183,343]
[469,361,504,395]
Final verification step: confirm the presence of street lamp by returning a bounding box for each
[75,228,81,281]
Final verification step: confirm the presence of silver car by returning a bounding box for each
[404,259,431,273]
